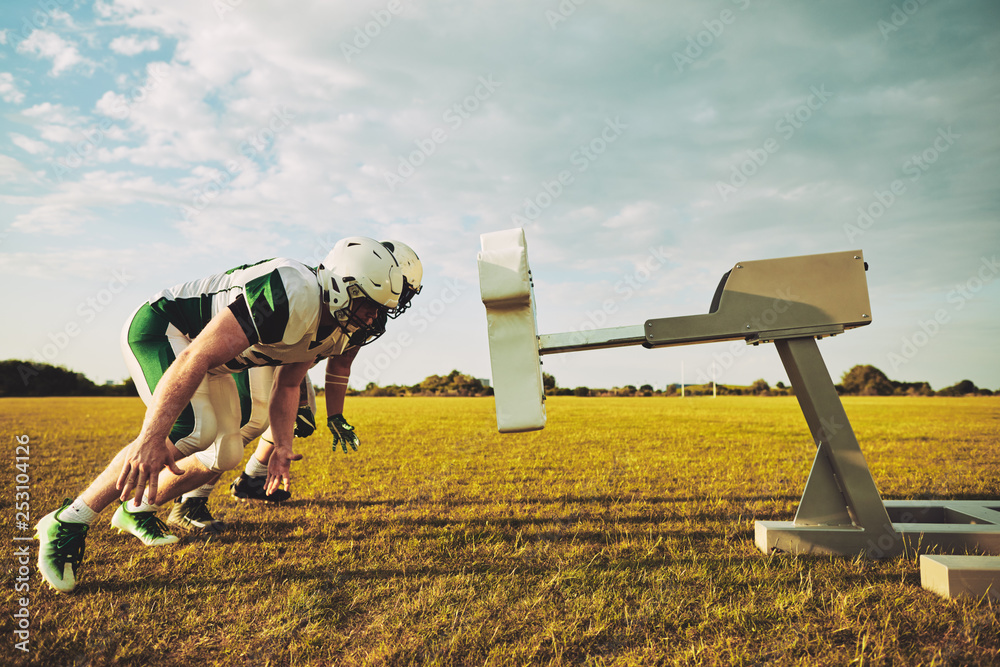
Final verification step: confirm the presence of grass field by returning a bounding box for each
[2,395,999,666]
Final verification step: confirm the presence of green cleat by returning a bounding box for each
[35,500,88,594]
[167,497,225,534]
[111,502,179,546]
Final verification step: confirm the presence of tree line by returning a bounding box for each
[347,369,493,397]
[553,365,994,398]
[0,360,992,398]
[0,360,138,397]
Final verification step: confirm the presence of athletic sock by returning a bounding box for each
[181,484,214,501]
[127,497,157,513]
[58,498,98,525]
[245,456,269,478]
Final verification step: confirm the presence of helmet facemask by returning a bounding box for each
[387,280,422,319]
[318,236,406,346]
[380,240,423,319]
[336,285,389,347]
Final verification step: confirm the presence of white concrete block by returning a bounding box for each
[920,555,1000,601]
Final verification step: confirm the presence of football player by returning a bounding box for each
[166,241,423,533]
[35,237,410,593]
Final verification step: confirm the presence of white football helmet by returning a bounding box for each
[317,237,403,345]
[380,240,422,317]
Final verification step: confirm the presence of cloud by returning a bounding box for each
[10,133,50,155]
[22,102,79,123]
[2,0,998,390]
[16,103,87,146]
[0,244,176,280]
[5,170,183,235]
[0,72,26,104]
[109,35,160,55]
[15,30,90,76]
[9,203,96,235]
[0,154,40,184]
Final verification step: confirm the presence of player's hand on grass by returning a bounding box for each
[116,436,185,505]
[328,414,360,453]
[294,405,316,438]
[265,445,303,495]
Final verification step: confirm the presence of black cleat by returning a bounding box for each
[167,497,225,534]
[230,472,291,503]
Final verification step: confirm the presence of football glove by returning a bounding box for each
[294,405,316,438]
[328,414,360,453]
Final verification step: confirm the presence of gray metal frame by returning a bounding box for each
[532,249,1000,558]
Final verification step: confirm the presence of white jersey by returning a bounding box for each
[147,258,350,375]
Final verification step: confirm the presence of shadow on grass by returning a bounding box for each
[64,540,917,599]
[302,493,801,510]
[82,548,784,595]
[298,497,798,533]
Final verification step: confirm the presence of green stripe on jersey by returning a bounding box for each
[233,369,252,427]
[125,303,196,444]
[148,295,214,338]
[226,258,275,275]
[244,270,290,344]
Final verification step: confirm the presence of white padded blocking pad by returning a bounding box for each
[478,228,546,433]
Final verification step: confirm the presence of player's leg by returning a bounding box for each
[172,367,257,505]
[229,367,294,502]
[106,314,235,545]
[36,304,191,592]
[166,373,244,532]
[230,426,291,502]
[231,372,314,502]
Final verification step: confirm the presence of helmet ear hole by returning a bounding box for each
[321,274,348,309]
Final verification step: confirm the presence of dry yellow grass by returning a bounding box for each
[1,396,998,666]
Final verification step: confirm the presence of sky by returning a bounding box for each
[1,0,998,394]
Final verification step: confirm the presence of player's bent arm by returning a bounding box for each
[325,346,359,416]
[269,362,311,447]
[325,349,362,453]
[265,361,311,494]
[119,308,252,503]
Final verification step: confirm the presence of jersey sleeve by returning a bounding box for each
[241,264,321,345]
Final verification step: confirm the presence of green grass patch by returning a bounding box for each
[2,396,998,665]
